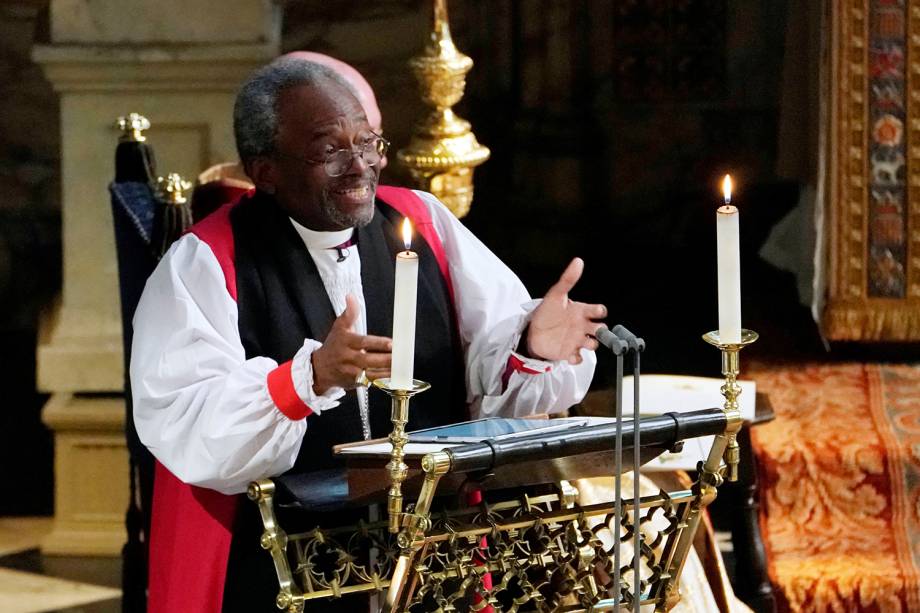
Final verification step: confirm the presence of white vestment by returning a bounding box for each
[131,190,596,494]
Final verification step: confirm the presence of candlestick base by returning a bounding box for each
[701,329,758,484]
[372,378,431,533]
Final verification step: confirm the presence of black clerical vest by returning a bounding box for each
[222,190,466,611]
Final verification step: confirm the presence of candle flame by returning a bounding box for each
[402,217,412,250]
[722,174,733,204]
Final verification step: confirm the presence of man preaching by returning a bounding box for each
[130,56,607,612]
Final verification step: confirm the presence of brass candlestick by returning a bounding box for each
[702,329,758,483]
[372,378,431,533]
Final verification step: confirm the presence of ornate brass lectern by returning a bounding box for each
[249,330,756,611]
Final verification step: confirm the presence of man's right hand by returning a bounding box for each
[311,294,392,394]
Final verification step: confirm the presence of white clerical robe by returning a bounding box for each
[130,190,596,495]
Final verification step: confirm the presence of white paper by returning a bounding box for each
[618,374,755,471]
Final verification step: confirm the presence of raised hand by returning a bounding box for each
[526,257,607,365]
[311,294,392,393]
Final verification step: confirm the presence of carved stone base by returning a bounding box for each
[41,393,128,556]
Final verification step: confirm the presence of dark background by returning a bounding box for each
[293,0,823,381]
[0,0,824,514]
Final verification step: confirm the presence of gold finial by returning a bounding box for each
[157,173,192,204]
[115,113,151,142]
[397,0,490,218]
[431,0,456,58]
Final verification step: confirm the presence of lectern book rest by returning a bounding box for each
[273,410,725,512]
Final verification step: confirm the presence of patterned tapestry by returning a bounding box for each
[824,0,920,339]
[868,1,908,297]
[750,362,920,611]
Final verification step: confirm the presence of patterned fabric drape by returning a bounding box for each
[823,0,920,340]
[750,362,920,611]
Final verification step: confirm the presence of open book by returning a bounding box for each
[337,375,752,472]
[335,416,591,458]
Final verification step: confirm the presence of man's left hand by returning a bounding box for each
[525,257,607,365]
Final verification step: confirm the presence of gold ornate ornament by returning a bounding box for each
[115,112,150,142]
[156,173,192,205]
[153,172,193,257]
[397,0,491,218]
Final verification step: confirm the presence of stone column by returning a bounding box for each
[33,0,280,555]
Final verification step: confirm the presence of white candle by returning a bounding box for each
[391,218,418,389]
[717,175,741,344]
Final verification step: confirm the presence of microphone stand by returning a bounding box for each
[613,325,645,612]
[596,327,627,606]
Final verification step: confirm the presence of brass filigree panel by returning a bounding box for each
[272,491,695,612]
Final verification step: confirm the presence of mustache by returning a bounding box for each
[328,172,377,190]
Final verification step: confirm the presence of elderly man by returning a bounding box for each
[131,56,606,612]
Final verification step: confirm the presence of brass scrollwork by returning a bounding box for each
[252,482,700,611]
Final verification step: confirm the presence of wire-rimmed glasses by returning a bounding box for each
[279,133,390,177]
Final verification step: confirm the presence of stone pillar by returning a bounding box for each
[33,0,280,555]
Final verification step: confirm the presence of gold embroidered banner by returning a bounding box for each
[824,0,920,340]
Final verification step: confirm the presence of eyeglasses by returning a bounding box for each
[279,133,390,177]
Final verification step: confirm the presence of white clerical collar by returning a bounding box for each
[289,218,354,250]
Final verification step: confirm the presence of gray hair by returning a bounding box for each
[233,57,353,165]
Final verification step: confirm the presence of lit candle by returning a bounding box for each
[717,175,741,344]
[391,218,418,389]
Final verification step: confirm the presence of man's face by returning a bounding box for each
[267,81,380,231]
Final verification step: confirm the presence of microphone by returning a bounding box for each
[611,324,644,612]
[596,326,628,355]
[612,324,645,353]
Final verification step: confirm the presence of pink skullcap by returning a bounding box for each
[281,51,382,132]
